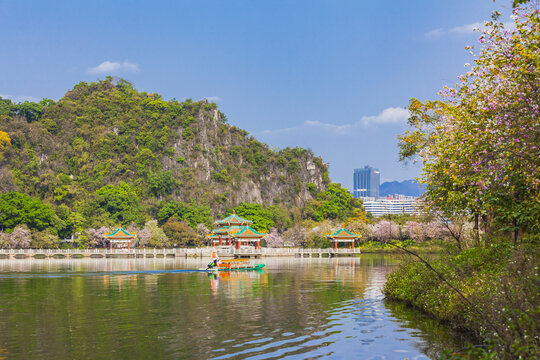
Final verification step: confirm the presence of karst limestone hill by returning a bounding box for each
[0,78,329,218]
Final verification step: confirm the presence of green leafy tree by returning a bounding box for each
[0,97,13,116]
[94,182,144,226]
[304,183,364,221]
[230,203,274,233]
[268,204,293,232]
[148,171,177,197]
[157,201,212,229]
[12,101,43,122]
[162,217,200,247]
[145,220,169,248]
[31,229,60,249]
[0,192,61,232]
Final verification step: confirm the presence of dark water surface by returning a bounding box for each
[0,256,469,359]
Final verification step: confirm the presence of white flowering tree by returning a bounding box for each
[9,225,31,248]
[265,227,283,248]
[85,226,110,248]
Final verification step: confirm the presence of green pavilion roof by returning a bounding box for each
[232,226,267,239]
[207,225,267,240]
[214,211,252,226]
[105,227,136,240]
[206,226,242,238]
[324,228,359,239]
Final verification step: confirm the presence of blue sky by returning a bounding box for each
[0,0,515,189]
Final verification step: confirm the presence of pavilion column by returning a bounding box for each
[219,237,222,246]
[129,241,131,250]
[110,241,112,251]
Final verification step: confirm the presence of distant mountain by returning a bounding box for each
[380,179,424,197]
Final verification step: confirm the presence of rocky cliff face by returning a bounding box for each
[170,104,327,208]
[0,79,329,212]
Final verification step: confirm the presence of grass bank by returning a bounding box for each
[383,240,539,359]
[356,240,443,254]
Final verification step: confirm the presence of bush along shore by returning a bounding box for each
[383,240,539,359]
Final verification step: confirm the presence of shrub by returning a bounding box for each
[384,242,540,358]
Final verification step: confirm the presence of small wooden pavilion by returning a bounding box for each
[325,228,360,249]
[104,226,136,250]
[232,226,266,250]
[207,211,267,249]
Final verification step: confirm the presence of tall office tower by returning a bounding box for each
[353,166,380,198]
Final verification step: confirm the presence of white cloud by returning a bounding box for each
[259,106,409,136]
[259,124,300,136]
[360,107,410,125]
[0,94,39,103]
[204,96,222,102]
[425,20,515,39]
[449,22,485,35]
[424,28,444,39]
[86,61,139,75]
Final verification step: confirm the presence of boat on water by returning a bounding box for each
[204,259,265,272]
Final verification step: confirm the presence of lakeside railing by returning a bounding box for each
[0,247,361,256]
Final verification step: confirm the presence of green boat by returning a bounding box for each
[207,259,265,272]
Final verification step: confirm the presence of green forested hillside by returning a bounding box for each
[0,78,331,235]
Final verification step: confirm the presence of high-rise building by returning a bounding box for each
[353,166,380,198]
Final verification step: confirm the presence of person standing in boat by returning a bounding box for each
[207,251,220,269]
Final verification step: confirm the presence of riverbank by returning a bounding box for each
[356,240,443,254]
[383,240,539,359]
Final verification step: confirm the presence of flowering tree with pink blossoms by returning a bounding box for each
[9,225,31,248]
[265,228,283,248]
[372,220,400,242]
[84,226,110,248]
[399,6,540,242]
[405,221,426,242]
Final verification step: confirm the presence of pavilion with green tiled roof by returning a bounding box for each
[207,211,267,249]
[104,226,136,250]
[232,226,267,250]
[214,211,252,227]
[325,228,361,249]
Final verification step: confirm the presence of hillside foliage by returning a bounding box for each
[0,78,331,235]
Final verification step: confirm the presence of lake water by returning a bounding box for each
[0,256,470,359]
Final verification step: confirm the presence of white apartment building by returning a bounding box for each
[361,195,423,217]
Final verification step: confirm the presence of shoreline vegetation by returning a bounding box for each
[384,240,539,359]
